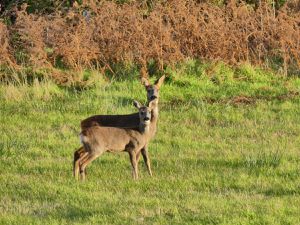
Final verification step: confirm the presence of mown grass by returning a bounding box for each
[0,63,300,224]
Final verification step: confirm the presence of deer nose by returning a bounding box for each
[144,117,150,121]
[150,96,157,100]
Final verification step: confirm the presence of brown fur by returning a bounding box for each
[74,100,159,180]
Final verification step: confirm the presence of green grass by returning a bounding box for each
[0,63,300,224]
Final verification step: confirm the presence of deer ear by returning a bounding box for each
[141,77,150,87]
[133,100,142,109]
[154,75,166,89]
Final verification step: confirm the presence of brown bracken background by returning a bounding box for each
[0,0,299,80]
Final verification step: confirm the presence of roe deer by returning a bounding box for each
[75,100,158,180]
[80,75,165,129]
[73,75,165,176]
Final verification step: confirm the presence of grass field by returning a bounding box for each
[0,63,300,224]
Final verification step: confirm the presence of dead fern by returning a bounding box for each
[0,0,299,82]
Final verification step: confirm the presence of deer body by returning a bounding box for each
[76,100,157,180]
[80,126,149,154]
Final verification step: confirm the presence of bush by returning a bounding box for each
[0,0,299,83]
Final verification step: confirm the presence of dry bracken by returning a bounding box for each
[0,0,299,79]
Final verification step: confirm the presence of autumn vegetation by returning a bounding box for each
[0,0,299,84]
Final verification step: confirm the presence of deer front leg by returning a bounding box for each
[128,150,138,180]
[136,151,141,163]
[141,146,152,177]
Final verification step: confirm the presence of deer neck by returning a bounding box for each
[149,99,159,124]
[149,105,159,138]
[139,122,150,134]
[151,107,158,125]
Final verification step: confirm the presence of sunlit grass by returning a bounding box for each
[0,63,299,224]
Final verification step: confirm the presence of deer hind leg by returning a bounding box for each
[79,151,102,181]
[128,150,138,180]
[141,147,152,177]
[74,149,89,181]
[73,146,86,178]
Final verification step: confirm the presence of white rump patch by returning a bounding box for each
[79,133,84,144]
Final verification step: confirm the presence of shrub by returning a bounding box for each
[0,0,299,83]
